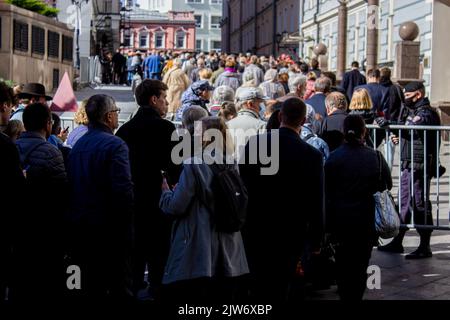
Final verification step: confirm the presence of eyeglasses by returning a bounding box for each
[109,107,121,114]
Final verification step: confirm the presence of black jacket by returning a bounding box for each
[239,128,324,273]
[325,143,392,242]
[116,106,181,218]
[380,79,404,121]
[319,109,348,152]
[398,98,441,170]
[0,133,25,266]
[342,69,367,100]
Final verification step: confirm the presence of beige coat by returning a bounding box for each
[163,67,190,113]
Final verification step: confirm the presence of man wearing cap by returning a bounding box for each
[227,87,267,156]
[10,83,52,122]
[175,80,214,121]
[378,81,441,259]
[228,87,267,131]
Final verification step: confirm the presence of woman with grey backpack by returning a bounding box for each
[159,117,249,303]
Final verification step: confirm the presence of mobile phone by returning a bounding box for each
[64,126,70,132]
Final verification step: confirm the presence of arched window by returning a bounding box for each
[139,26,149,48]
[154,26,165,49]
[175,28,187,49]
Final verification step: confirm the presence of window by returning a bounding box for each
[124,34,131,47]
[104,0,112,13]
[196,39,202,50]
[62,36,73,61]
[194,15,202,28]
[13,20,28,52]
[32,26,45,55]
[48,31,60,58]
[52,69,60,90]
[139,33,148,48]
[0,17,2,49]
[210,0,222,4]
[210,16,221,29]
[187,0,202,3]
[176,33,185,49]
[155,34,164,48]
[211,40,221,50]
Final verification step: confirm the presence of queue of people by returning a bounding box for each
[0,50,443,304]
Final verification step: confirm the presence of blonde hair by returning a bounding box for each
[74,99,89,125]
[349,88,373,111]
[199,68,213,80]
[307,71,317,81]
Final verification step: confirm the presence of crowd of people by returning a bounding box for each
[0,50,443,303]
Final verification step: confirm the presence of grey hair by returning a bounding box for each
[174,58,183,68]
[182,106,209,135]
[288,74,307,93]
[212,85,235,104]
[264,69,278,82]
[85,94,116,125]
[314,77,332,93]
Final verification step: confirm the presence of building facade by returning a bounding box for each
[0,2,74,91]
[140,0,222,52]
[121,7,196,52]
[299,0,450,104]
[57,0,121,58]
[221,0,300,56]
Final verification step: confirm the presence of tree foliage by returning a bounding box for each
[6,0,60,18]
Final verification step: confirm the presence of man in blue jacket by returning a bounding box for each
[67,94,134,300]
[143,51,163,80]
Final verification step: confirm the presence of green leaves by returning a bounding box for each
[6,0,60,18]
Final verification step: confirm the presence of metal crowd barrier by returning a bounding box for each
[367,124,450,231]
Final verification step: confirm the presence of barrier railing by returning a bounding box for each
[367,124,450,231]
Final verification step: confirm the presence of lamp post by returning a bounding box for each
[72,0,89,70]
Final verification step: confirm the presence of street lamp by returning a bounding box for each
[72,0,89,70]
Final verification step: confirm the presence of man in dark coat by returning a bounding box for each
[67,94,134,300]
[0,82,25,301]
[354,68,389,117]
[112,49,127,85]
[239,97,324,302]
[379,67,404,121]
[378,82,441,259]
[116,79,181,299]
[13,103,67,302]
[319,92,348,152]
[341,61,367,100]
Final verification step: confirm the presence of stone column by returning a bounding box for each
[337,0,348,80]
[395,21,421,83]
[366,0,379,71]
